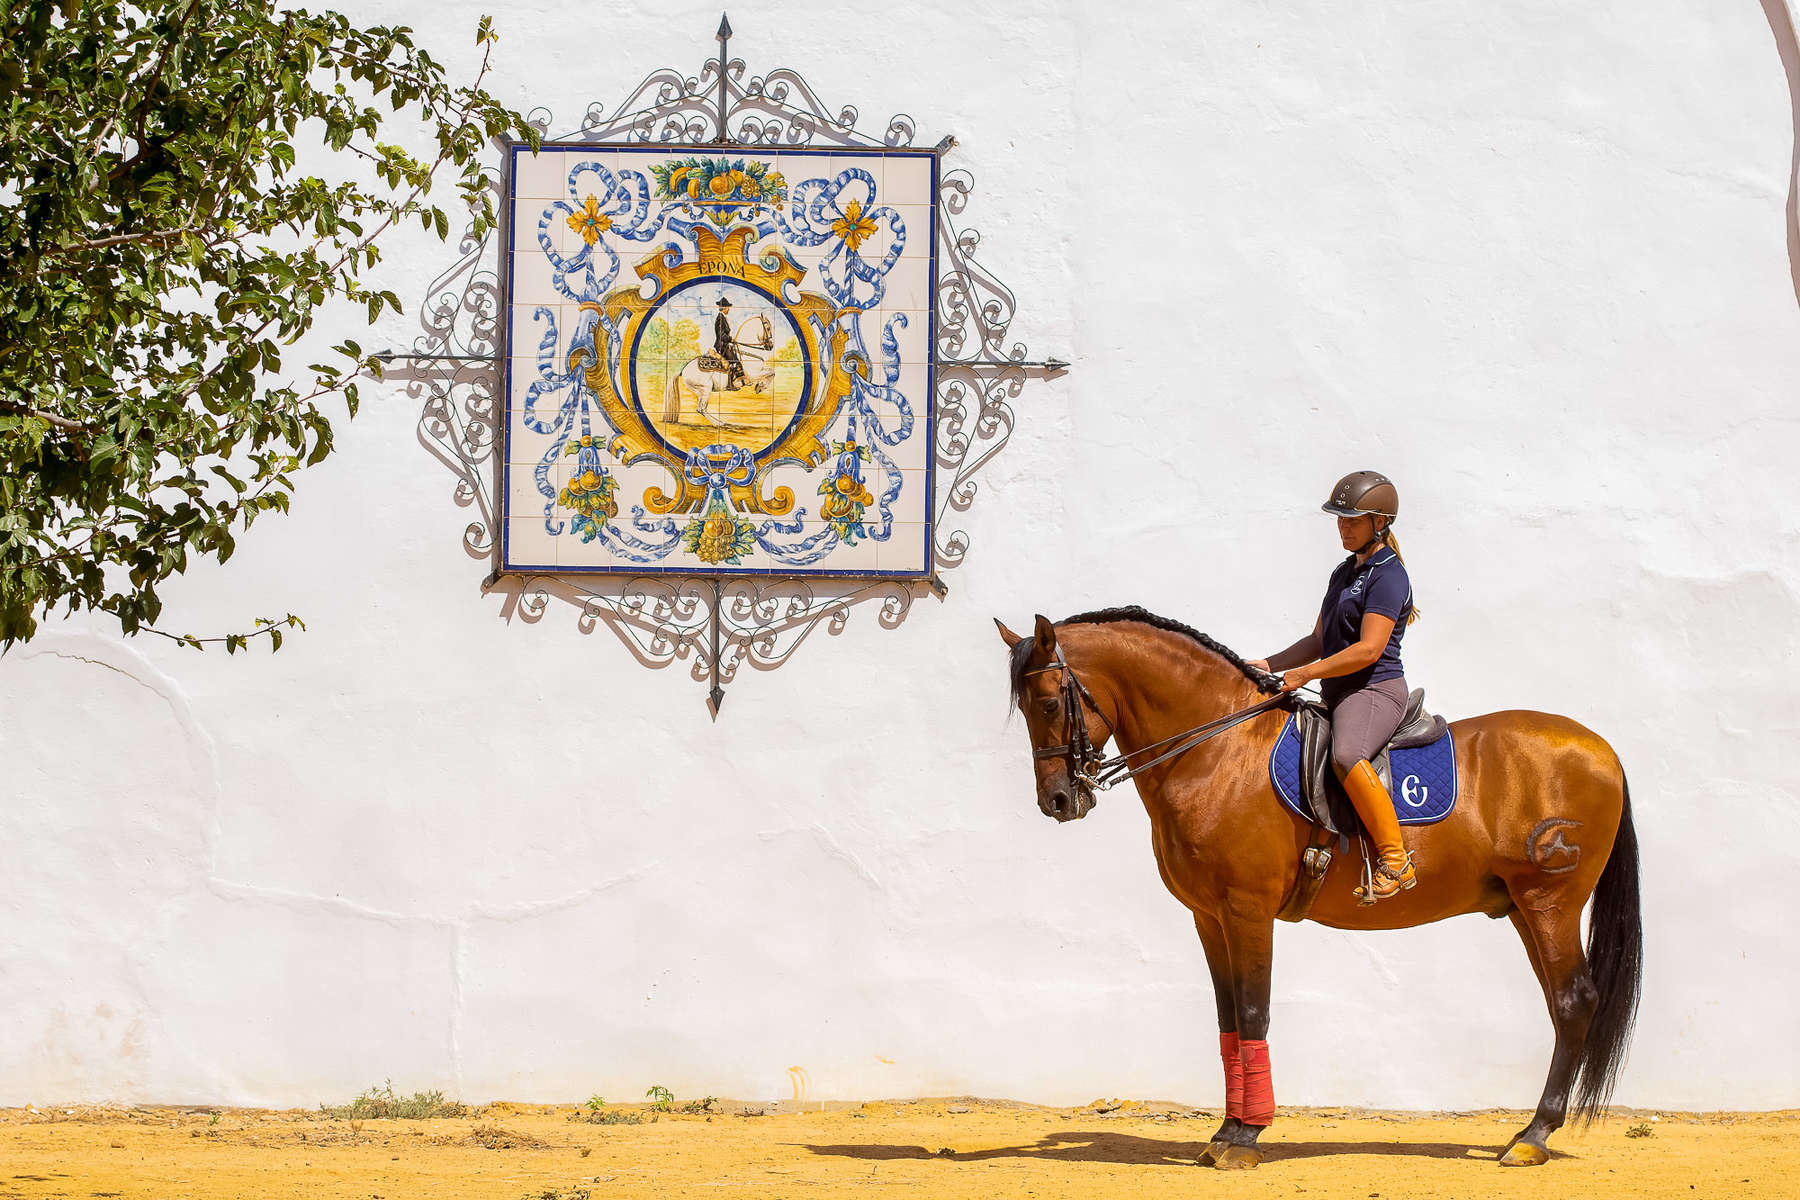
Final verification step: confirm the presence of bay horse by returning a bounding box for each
[996,607,1641,1169]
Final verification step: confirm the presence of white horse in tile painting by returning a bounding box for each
[660,315,776,426]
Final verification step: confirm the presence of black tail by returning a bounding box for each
[1572,774,1643,1123]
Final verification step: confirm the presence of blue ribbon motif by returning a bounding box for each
[596,507,683,563]
[682,445,758,492]
[775,169,905,311]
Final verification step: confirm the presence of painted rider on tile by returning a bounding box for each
[713,296,745,391]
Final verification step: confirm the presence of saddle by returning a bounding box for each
[697,352,730,373]
[1293,688,1447,838]
[1270,689,1454,923]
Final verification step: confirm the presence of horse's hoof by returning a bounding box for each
[1195,1140,1228,1167]
[1213,1145,1264,1170]
[1498,1141,1549,1167]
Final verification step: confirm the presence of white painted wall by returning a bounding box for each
[5,0,1799,1111]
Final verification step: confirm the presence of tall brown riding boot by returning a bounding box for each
[1342,759,1417,904]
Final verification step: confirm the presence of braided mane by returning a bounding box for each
[1008,604,1283,702]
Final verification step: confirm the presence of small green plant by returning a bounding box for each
[1625,1122,1654,1138]
[208,1113,219,1127]
[645,1085,675,1112]
[320,1080,468,1121]
[678,1095,718,1115]
[584,1095,606,1111]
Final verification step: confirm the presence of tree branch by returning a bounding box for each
[139,613,304,652]
[130,0,206,149]
[41,224,198,256]
[0,399,93,434]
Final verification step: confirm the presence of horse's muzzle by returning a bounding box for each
[1040,782,1096,822]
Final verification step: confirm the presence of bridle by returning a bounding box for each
[1026,645,1113,785]
[1025,645,1293,797]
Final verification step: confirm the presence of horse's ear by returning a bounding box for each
[994,619,1023,649]
[1033,614,1057,655]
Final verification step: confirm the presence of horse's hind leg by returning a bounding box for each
[1191,911,1242,1166]
[1502,899,1599,1166]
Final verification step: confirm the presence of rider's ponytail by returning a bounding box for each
[1382,527,1421,625]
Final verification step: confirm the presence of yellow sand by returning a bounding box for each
[2,1099,1793,1199]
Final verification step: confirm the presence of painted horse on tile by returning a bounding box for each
[996,606,1641,1169]
[661,313,777,425]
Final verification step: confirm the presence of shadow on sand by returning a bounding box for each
[801,1129,1553,1166]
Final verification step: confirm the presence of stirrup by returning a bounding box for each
[1354,847,1416,905]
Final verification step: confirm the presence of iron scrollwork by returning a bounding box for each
[397,16,1059,714]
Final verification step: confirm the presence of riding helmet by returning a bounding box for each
[1321,470,1399,521]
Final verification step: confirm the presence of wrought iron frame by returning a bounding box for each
[395,15,1064,714]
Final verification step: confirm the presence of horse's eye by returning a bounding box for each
[1039,697,1060,716]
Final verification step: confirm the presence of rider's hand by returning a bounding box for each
[1278,668,1308,693]
[1246,658,1270,674]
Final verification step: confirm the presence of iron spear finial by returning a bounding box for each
[714,14,733,143]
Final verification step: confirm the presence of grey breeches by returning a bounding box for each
[1329,677,1410,776]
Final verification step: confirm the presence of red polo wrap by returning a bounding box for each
[1238,1038,1275,1125]
[1218,1032,1244,1118]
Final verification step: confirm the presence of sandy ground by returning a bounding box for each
[1,1099,1793,1200]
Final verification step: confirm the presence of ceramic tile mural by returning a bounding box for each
[500,144,937,576]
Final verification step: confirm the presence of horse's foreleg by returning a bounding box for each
[1191,911,1243,1166]
[1213,916,1277,1169]
[1501,899,1598,1166]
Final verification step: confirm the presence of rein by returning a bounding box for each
[1027,647,1292,793]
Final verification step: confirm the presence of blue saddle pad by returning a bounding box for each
[1268,713,1458,827]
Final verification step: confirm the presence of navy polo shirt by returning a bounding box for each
[1317,546,1412,705]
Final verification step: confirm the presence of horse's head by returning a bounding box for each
[997,615,1109,823]
[737,313,773,349]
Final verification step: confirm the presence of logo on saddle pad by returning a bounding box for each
[1399,773,1429,808]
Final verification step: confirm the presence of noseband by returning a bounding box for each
[1025,648,1291,796]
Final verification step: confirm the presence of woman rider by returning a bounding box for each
[1248,471,1419,903]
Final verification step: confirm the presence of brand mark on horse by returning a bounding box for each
[1526,817,1584,874]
